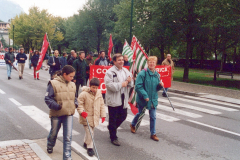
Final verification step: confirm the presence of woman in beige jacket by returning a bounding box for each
[77,78,106,157]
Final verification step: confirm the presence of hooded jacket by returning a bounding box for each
[77,86,106,127]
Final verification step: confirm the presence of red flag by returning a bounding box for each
[36,33,49,72]
[108,34,113,61]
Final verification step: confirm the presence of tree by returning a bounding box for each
[9,6,64,53]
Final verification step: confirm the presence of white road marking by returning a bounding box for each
[9,98,22,106]
[158,98,221,115]
[19,106,79,137]
[28,73,33,75]
[0,89,6,94]
[71,141,98,160]
[183,95,240,109]
[187,119,240,137]
[158,105,202,118]
[145,110,180,122]
[171,97,238,112]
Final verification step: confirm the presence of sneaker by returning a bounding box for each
[87,148,95,157]
[111,139,120,146]
[130,124,136,133]
[83,143,87,150]
[150,134,159,141]
[47,146,53,153]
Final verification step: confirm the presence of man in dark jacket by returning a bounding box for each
[67,50,77,66]
[16,48,27,79]
[48,50,62,79]
[85,52,94,84]
[4,47,15,80]
[123,55,130,66]
[95,51,109,66]
[60,52,68,69]
[72,51,91,96]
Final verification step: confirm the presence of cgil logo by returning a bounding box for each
[96,68,108,74]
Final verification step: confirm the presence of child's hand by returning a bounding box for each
[102,117,105,123]
[81,112,88,119]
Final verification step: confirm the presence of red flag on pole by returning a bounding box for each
[108,34,113,61]
[0,41,3,49]
[36,33,49,73]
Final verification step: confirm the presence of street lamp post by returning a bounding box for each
[129,0,134,44]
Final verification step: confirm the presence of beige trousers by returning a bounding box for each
[83,125,94,149]
[18,63,25,77]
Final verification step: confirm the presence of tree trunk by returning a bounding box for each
[183,0,194,82]
[233,47,236,72]
[159,44,165,63]
[213,35,218,81]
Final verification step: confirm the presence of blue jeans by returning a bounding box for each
[162,88,169,95]
[47,115,73,160]
[131,104,157,135]
[6,64,12,77]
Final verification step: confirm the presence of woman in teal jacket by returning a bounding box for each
[130,56,164,141]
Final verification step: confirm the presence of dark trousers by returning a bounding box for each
[76,78,86,97]
[108,94,127,141]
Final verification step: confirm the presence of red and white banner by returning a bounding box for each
[108,34,113,61]
[36,33,49,72]
[89,65,171,94]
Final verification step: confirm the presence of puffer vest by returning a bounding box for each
[49,76,76,118]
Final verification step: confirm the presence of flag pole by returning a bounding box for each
[46,32,54,63]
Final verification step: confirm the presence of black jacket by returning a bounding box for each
[16,53,28,63]
[31,54,39,67]
[4,52,15,64]
[67,56,77,66]
[48,56,62,75]
[72,58,89,80]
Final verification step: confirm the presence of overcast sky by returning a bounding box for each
[9,0,87,18]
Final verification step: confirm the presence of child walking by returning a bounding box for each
[44,65,78,160]
[77,78,106,157]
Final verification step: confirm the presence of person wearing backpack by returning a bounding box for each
[130,56,164,141]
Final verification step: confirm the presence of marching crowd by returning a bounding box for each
[3,48,174,160]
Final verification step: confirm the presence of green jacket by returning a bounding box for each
[135,68,162,110]
[72,58,89,81]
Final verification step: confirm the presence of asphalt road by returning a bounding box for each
[0,66,240,160]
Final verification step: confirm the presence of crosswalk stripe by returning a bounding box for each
[0,89,6,94]
[71,141,98,160]
[158,105,202,118]
[158,98,221,115]
[9,98,22,106]
[183,95,240,109]
[187,119,240,137]
[171,97,238,111]
[105,107,150,125]
[144,110,180,122]
[19,106,80,137]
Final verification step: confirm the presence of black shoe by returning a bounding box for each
[87,148,95,157]
[162,93,167,97]
[111,139,120,146]
[83,143,87,150]
[37,78,40,80]
[47,146,53,154]
[8,77,10,80]
[19,76,21,80]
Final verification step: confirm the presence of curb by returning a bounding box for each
[0,139,51,160]
[168,88,207,97]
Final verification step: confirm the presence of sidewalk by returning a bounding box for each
[169,81,240,102]
[0,139,83,160]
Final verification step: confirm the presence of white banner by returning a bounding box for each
[0,53,29,67]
